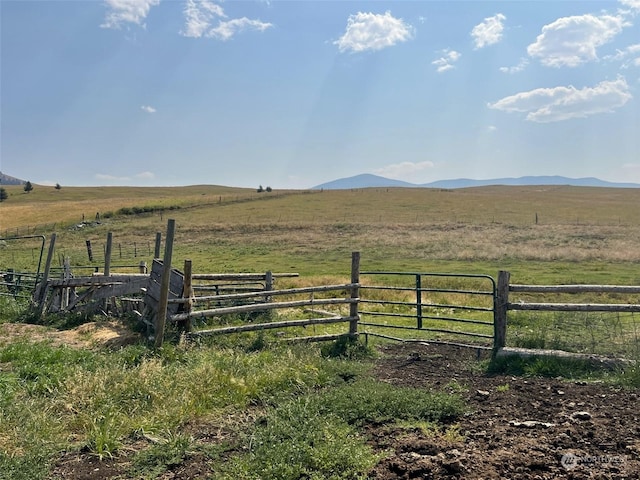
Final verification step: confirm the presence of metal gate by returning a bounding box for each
[0,235,46,298]
[358,271,496,349]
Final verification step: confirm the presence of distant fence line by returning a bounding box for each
[1,190,321,238]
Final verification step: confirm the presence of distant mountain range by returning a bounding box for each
[313,174,640,190]
[0,172,25,185]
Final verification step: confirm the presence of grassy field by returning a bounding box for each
[1,184,640,478]
[3,184,640,276]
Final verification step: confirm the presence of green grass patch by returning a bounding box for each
[0,338,376,479]
[220,379,463,479]
[128,432,193,479]
[487,354,612,379]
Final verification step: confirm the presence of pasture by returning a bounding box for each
[1,184,639,479]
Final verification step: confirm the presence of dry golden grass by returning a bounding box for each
[2,184,640,283]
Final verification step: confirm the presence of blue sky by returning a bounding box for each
[1,0,639,189]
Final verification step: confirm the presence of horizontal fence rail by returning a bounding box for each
[494,271,640,356]
[158,252,363,345]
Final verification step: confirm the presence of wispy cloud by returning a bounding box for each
[181,0,272,40]
[334,11,413,53]
[95,173,132,182]
[619,0,640,14]
[527,14,627,67]
[141,105,156,113]
[374,161,435,179]
[101,0,160,29]
[182,0,225,38]
[95,171,156,183]
[208,17,273,41]
[488,77,632,123]
[136,171,155,179]
[500,57,529,74]
[432,49,461,73]
[604,43,640,68]
[471,13,506,49]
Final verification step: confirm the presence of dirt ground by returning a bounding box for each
[47,342,640,479]
[368,343,640,480]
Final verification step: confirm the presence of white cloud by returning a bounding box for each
[605,43,640,68]
[95,171,155,183]
[207,17,273,41]
[374,161,435,179]
[136,171,156,179]
[471,13,506,49]
[182,0,225,38]
[499,57,529,74]
[334,11,413,53]
[527,14,626,67]
[181,0,272,40]
[432,49,461,73]
[619,0,640,13]
[141,105,156,113]
[487,125,497,132]
[96,173,132,182]
[101,0,160,29]
[488,77,632,123]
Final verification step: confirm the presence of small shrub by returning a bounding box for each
[320,336,374,360]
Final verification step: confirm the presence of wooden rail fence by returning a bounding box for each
[161,253,361,345]
[7,220,639,359]
[494,270,640,356]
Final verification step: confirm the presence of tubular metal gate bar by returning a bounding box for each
[358,271,496,348]
[0,235,46,298]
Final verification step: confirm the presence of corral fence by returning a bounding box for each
[0,235,46,299]
[160,252,361,347]
[3,220,640,360]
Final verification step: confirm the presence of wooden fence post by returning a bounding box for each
[349,251,360,336]
[154,232,162,259]
[182,259,193,333]
[104,232,113,276]
[154,219,176,348]
[37,233,56,317]
[494,270,510,351]
[265,271,273,303]
[85,239,93,262]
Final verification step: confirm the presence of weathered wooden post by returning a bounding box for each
[494,270,510,352]
[154,232,162,259]
[85,239,93,262]
[265,271,273,303]
[182,259,193,333]
[102,232,114,312]
[104,232,113,276]
[416,274,423,329]
[61,256,71,310]
[37,233,57,317]
[154,219,176,348]
[349,251,360,336]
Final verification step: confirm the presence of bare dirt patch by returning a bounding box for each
[47,343,640,479]
[369,343,640,479]
[0,320,141,349]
